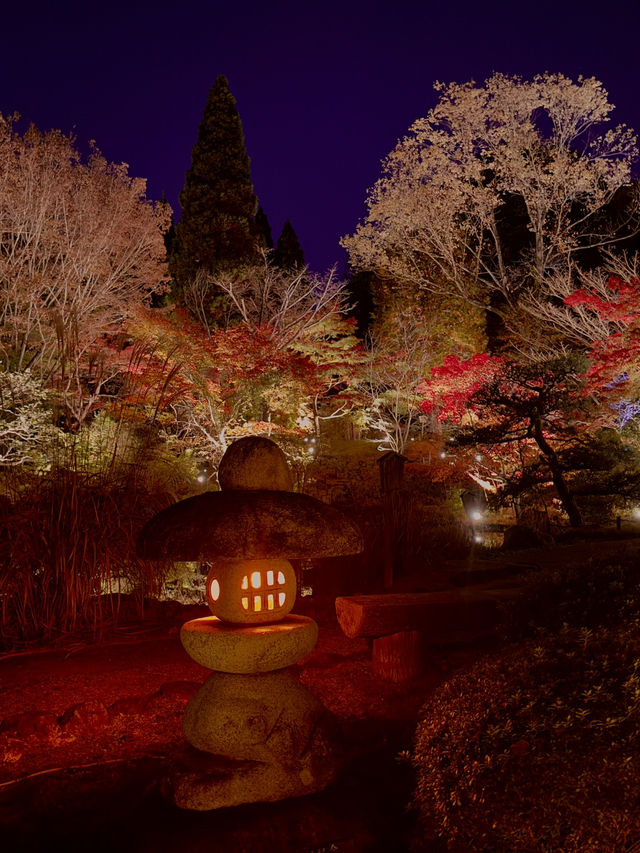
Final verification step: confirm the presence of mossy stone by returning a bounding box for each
[218,436,293,491]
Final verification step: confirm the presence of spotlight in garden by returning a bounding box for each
[634,507,640,520]
[462,490,488,528]
[197,465,210,485]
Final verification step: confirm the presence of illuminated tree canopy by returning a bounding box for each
[343,73,639,350]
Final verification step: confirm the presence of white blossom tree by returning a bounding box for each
[0,115,171,425]
[343,73,638,346]
[0,368,62,466]
[520,252,640,350]
[360,311,436,454]
[208,250,349,350]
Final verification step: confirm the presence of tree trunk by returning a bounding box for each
[532,417,582,527]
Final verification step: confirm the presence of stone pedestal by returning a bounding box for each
[173,615,342,810]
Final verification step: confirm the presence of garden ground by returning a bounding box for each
[1,532,638,852]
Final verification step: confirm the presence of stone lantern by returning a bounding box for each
[137,437,363,810]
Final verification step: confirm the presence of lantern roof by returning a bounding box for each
[136,489,364,561]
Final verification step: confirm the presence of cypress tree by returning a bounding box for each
[273,220,305,269]
[170,76,258,288]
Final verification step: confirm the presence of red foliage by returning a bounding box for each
[564,275,640,399]
[417,353,503,422]
[126,308,315,402]
[107,307,364,446]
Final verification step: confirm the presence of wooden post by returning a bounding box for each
[377,452,408,589]
[372,630,424,681]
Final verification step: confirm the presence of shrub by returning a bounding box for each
[412,623,640,851]
[412,553,640,853]
[502,554,640,640]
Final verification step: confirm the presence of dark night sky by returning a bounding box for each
[2,0,640,273]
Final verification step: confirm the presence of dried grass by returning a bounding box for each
[0,461,175,650]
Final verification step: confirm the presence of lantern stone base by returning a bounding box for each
[180,614,318,673]
[174,668,342,810]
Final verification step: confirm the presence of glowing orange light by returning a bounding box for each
[205,559,296,624]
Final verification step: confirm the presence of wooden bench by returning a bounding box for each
[335,587,519,682]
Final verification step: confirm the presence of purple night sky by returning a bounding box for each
[3,0,640,273]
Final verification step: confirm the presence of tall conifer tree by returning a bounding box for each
[170,76,258,288]
[273,220,305,269]
[255,205,273,250]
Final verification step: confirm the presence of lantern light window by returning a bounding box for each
[205,559,297,623]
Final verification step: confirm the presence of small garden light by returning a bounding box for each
[197,465,210,485]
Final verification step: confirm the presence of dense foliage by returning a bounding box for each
[412,556,640,852]
[169,76,258,297]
